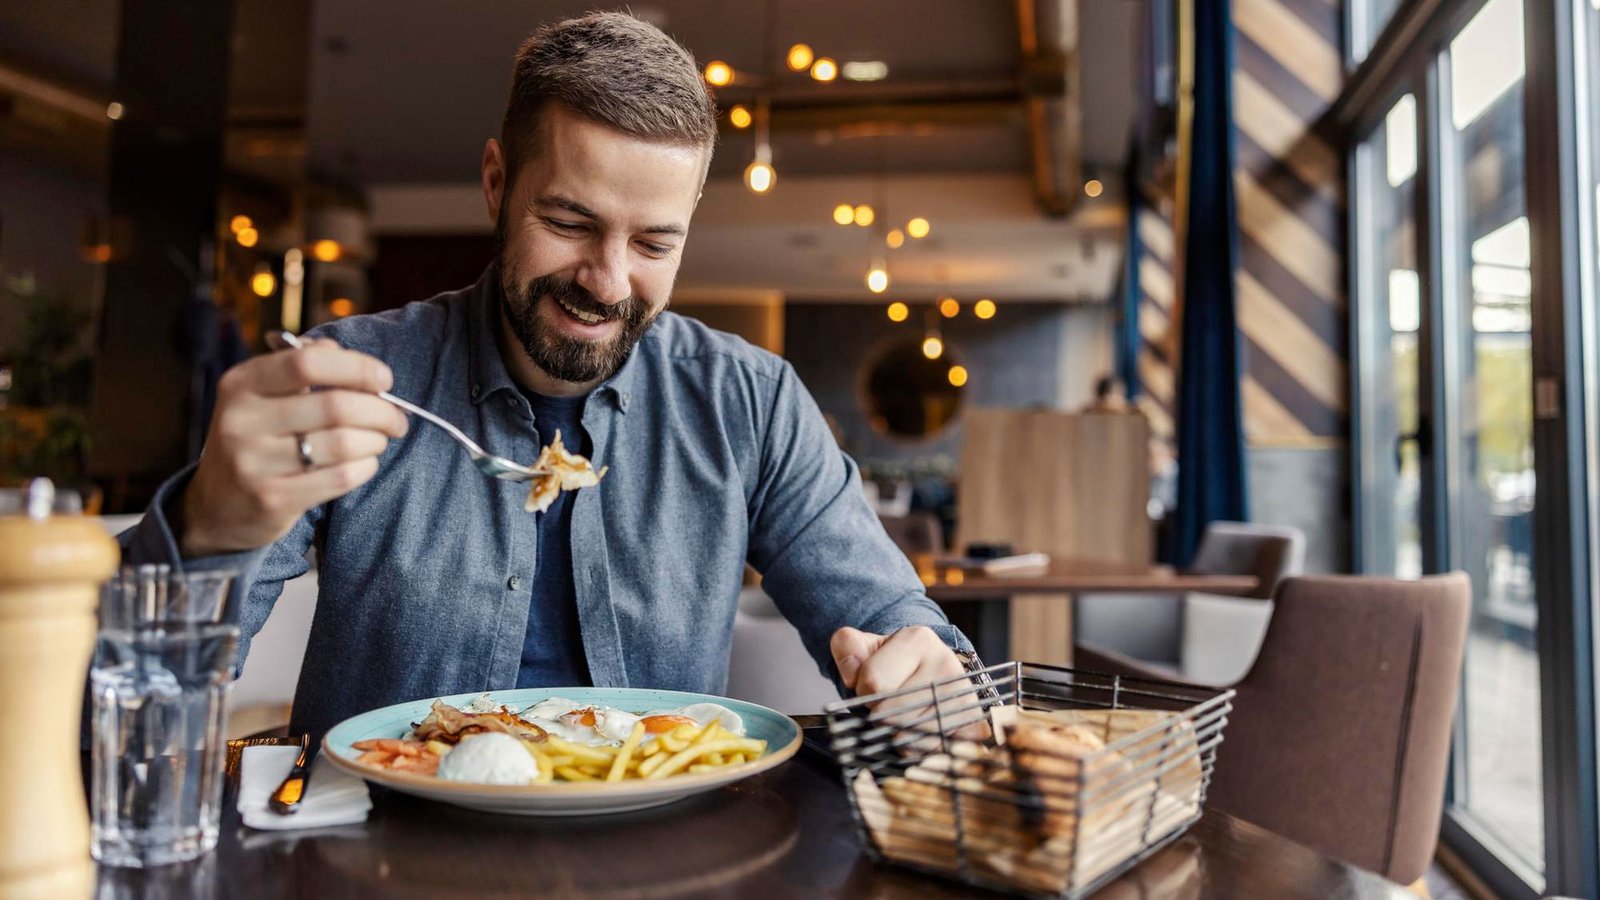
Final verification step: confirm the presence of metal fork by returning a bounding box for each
[269,331,548,483]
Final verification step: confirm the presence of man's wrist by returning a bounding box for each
[954,649,1003,705]
[176,478,227,558]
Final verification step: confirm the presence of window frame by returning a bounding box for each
[1341,0,1600,896]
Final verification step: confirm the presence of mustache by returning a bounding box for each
[527,274,642,323]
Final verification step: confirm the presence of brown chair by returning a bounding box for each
[1075,521,1305,672]
[1076,573,1470,886]
[1186,521,1306,600]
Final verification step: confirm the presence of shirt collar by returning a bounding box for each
[466,263,642,414]
[465,265,520,407]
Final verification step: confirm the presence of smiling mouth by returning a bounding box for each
[554,293,609,326]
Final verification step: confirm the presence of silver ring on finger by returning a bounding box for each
[296,434,315,470]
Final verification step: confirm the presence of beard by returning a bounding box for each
[495,218,661,386]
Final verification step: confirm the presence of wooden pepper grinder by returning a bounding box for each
[0,479,118,898]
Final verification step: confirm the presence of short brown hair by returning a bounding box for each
[501,12,718,182]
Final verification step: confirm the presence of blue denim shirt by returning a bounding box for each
[122,268,970,736]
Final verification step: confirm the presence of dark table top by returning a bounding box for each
[96,746,1410,899]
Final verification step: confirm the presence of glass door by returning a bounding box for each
[1438,0,1544,878]
[1355,92,1424,579]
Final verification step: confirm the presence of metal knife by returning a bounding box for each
[268,734,318,815]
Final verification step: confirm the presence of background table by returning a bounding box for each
[96,747,1411,899]
[921,558,1260,665]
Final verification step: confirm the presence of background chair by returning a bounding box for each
[725,585,842,713]
[1078,573,1470,888]
[725,511,945,712]
[1075,521,1304,682]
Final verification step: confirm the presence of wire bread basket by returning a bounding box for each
[825,661,1234,898]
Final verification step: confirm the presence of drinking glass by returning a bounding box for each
[89,565,238,868]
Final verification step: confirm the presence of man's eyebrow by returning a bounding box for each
[536,194,599,219]
[536,194,685,237]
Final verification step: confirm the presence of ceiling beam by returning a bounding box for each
[714,74,1042,137]
[720,97,1025,137]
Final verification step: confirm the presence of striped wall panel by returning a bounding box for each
[1231,0,1348,445]
[1137,206,1178,444]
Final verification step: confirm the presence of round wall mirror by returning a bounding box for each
[862,339,965,439]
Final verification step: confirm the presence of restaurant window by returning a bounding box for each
[1439,0,1545,878]
[1352,0,1409,62]
[1355,92,1423,578]
[1581,0,1600,877]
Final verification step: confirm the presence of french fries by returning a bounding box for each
[646,738,768,780]
[605,722,646,782]
[355,718,767,784]
[543,737,617,765]
[638,752,670,777]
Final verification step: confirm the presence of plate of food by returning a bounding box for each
[322,687,802,816]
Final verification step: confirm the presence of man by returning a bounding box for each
[122,12,975,737]
[1083,374,1129,414]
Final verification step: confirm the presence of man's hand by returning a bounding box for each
[831,625,989,743]
[830,625,965,698]
[180,339,408,557]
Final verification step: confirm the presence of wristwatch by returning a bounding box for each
[954,649,1003,705]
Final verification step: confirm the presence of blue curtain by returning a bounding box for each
[1170,0,1248,566]
[1118,156,1144,400]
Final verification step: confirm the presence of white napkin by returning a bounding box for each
[238,745,371,831]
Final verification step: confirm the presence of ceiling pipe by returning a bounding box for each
[1016,0,1082,218]
[0,61,112,125]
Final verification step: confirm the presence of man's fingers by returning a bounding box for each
[279,428,391,474]
[851,627,932,698]
[261,390,409,438]
[830,626,886,690]
[269,457,381,510]
[229,341,394,397]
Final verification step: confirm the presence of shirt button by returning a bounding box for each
[471,384,481,400]
[507,575,523,591]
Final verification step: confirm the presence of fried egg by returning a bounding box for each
[512,698,746,746]
[647,702,745,737]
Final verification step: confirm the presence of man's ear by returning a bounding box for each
[482,138,507,223]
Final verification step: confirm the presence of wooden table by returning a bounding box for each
[93,747,1410,899]
[920,559,1259,601]
[917,558,1261,666]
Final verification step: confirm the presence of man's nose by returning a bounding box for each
[576,239,632,306]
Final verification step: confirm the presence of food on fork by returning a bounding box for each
[349,694,767,785]
[524,431,608,513]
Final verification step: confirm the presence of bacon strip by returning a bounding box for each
[410,699,548,744]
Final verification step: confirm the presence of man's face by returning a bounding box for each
[490,104,706,386]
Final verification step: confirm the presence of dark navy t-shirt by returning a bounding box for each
[514,389,593,688]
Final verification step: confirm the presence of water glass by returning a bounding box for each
[90,565,239,868]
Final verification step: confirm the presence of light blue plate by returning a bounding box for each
[323,687,801,816]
